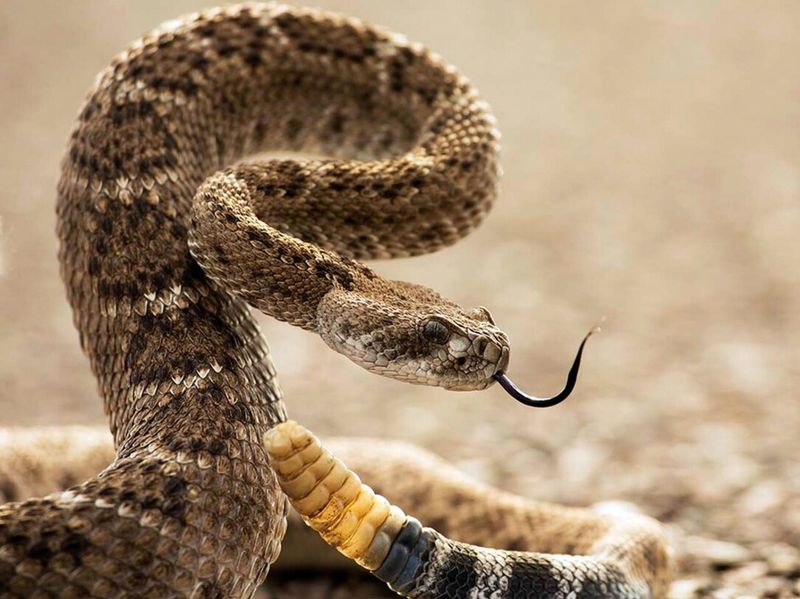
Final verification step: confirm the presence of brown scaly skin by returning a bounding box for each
[1,3,671,598]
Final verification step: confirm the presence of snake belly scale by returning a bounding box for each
[0,4,670,598]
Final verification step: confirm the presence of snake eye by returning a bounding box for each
[421,319,451,345]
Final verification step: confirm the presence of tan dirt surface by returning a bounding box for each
[1,2,798,597]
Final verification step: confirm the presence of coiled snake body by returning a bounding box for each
[0,4,670,597]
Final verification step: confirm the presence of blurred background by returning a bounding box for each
[1,1,798,597]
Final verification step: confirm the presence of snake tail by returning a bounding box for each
[265,421,671,598]
[263,421,408,572]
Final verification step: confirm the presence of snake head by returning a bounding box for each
[317,284,510,391]
[416,309,511,390]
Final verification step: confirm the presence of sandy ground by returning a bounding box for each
[1,1,799,597]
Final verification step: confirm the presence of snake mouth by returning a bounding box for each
[444,345,510,391]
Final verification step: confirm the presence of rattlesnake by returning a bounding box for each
[0,4,670,597]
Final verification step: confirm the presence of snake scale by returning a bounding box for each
[0,4,670,598]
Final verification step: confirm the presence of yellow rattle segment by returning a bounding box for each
[264,421,408,570]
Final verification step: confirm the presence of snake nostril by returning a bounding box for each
[474,336,488,356]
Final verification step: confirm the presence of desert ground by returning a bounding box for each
[1,1,798,597]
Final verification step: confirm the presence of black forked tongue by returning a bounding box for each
[493,325,600,408]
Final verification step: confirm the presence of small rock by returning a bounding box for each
[710,589,749,599]
[751,575,786,595]
[722,561,768,585]
[668,578,711,599]
[736,480,786,516]
[685,536,752,566]
[763,542,800,575]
